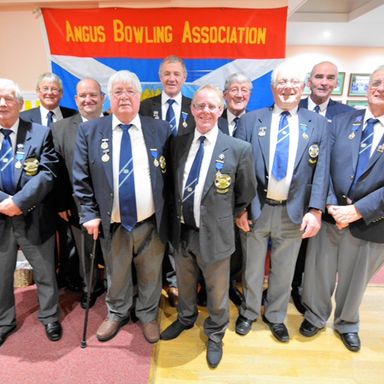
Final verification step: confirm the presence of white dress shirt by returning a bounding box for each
[267,107,299,201]
[111,114,155,224]
[363,110,384,156]
[39,105,63,126]
[182,126,219,227]
[307,97,329,117]
[226,109,245,136]
[0,119,19,151]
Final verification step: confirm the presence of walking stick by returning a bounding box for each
[80,235,97,349]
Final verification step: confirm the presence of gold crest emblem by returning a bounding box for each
[23,157,39,176]
[215,172,231,194]
[159,155,166,173]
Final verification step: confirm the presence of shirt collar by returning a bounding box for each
[162,91,182,106]
[193,125,219,144]
[273,105,298,117]
[364,109,384,126]
[112,114,141,131]
[307,97,329,113]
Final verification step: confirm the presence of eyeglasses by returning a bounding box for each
[276,79,303,89]
[193,103,219,111]
[112,89,138,98]
[370,79,384,89]
[0,95,17,104]
[39,87,61,94]
[228,87,250,95]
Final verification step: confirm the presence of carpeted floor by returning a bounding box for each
[0,286,153,384]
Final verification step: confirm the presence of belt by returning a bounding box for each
[111,214,155,233]
[265,198,287,206]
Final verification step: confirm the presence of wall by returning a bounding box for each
[1,3,383,107]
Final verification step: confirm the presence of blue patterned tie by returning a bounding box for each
[0,128,15,195]
[166,99,177,136]
[119,124,137,231]
[47,111,54,127]
[354,118,378,183]
[182,136,206,228]
[272,111,290,180]
[314,105,320,114]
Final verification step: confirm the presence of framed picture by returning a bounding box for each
[331,72,345,96]
[347,99,368,109]
[302,72,345,96]
[348,73,370,96]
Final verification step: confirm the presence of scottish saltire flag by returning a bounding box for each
[41,7,287,111]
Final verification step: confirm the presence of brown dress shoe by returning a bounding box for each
[96,318,129,342]
[167,287,179,308]
[142,320,160,343]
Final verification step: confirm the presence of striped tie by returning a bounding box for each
[0,128,15,194]
[166,99,177,136]
[272,111,290,180]
[182,136,206,228]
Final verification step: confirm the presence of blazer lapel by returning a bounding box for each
[350,112,366,173]
[140,117,159,187]
[202,131,228,200]
[98,116,114,190]
[256,110,272,170]
[294,111,313,170]
[176,134,194,199]
[14,120,31,187]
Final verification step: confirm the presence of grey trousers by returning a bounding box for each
[100,218,164,324]
[303,221,384,333]
[240,204,302,323]
[0,217,59,332]
[175,226,230,343]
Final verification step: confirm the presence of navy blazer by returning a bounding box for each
[0,119,58,244]
[328,109,384,243]
[20,106,77,124]
[235,107,330,225]
[72,114,171,243]
[139,94,195,135]
[299,98,354,122]
[170,130,257,264]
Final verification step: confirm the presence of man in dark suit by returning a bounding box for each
[292,61,355,313]
[0,78,61,347]
[299,65,384,352]
[20,72,76,126]
[140,55,195,308]
[73,70,171,344]
[160,84,257,368]
[234,60,329,343]
[20,72,79,291]
[51,78,106,309]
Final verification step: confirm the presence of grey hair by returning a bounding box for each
[192,84,225,109]
[107,70,142,96]
[36,72,63,91]
[159,55,187,77]
[271,60,307,86]
[224,73,253,91]
[0,78,23,102]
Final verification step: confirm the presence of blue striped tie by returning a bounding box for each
[166,99,177,136]
[314,105,320,113]
[354,118,378,184]
[182,136,206,228]
[0,128,15,195]
[119,124,137,231]
[272,111,290,180]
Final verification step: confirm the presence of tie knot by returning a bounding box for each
[367,118,379,126]
[281,111,290,117]
[120,123,132,132]
[233,117,239,124]
[47,111,54,118]
[0,128,13,138]
[314,105,321,113]
[167,99,175,106]
[198,136,206,144]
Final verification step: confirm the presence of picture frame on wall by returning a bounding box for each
[348,73,370,96]
[302,72,345,96]
[347,99,368,109]
[331,72,345,96]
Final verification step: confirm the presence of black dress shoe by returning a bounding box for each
[335,330,361,352]
[0,325,16,347]
[291,288,306,315]
[80,284,105,309]
[229,283,244,307]
[299,319,324,337]
[160,320,193,340]
[206,339,223,368]
[45,321,62,341]
[262,315,289,342]
[235,315,254,336]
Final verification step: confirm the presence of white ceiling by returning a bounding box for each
[287,0,384,46]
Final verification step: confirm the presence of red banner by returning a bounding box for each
[42,7,287,59]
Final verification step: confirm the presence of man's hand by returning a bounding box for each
[235,210,252,232]
[83,218,101,240]
[0,198,23,216]
[301,209,322,239]
[328,205,362,227]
